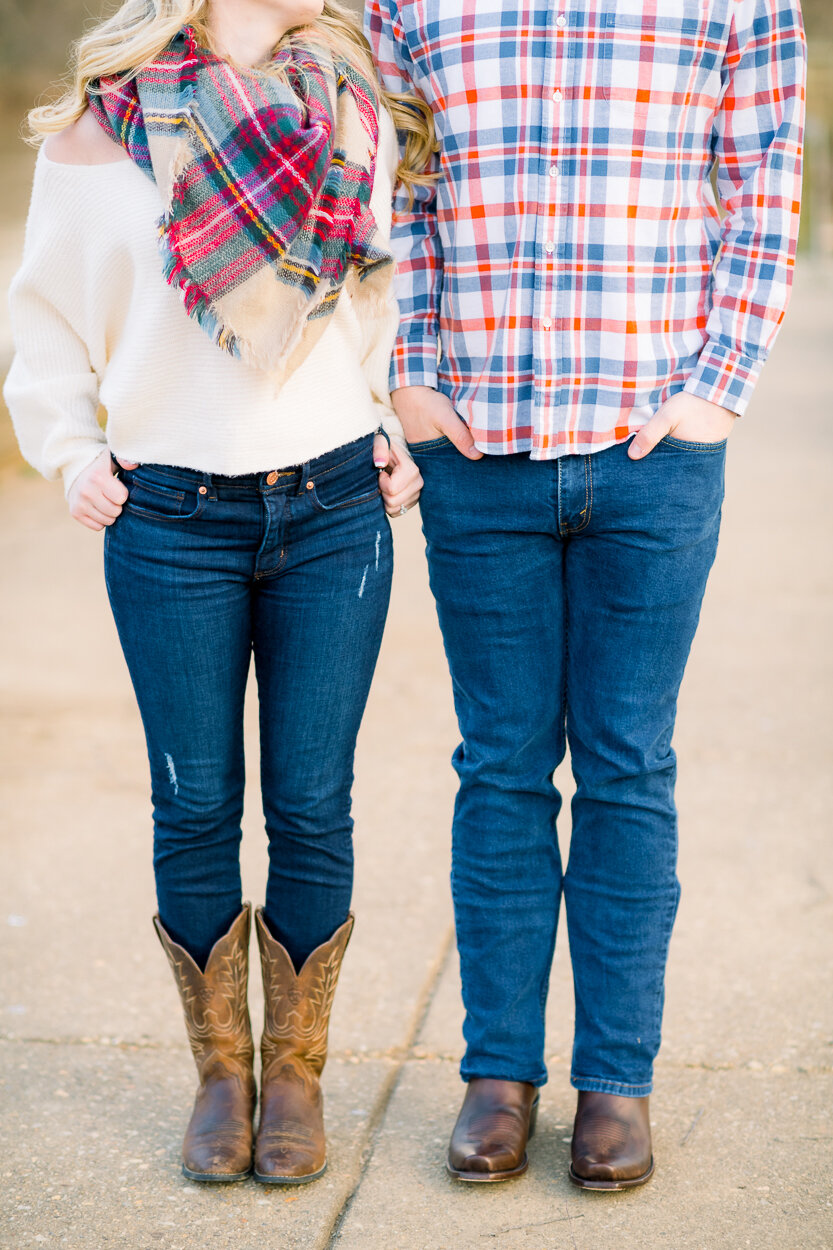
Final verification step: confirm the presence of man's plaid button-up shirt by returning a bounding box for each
[366,0,806,457]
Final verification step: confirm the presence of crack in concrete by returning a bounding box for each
[482,1213,586,1237]
[323,924,456,1249]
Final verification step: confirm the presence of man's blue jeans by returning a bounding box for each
[409,432,726,1096]
[103,435,392,970]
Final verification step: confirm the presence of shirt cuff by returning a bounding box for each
[684,341,764,417]
[389,331,440,392]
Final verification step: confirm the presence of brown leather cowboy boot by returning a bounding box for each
[154,905,256,1183]
[447,1078,540,1181]
[569,1091,654,1190]
[254,908,354,1184]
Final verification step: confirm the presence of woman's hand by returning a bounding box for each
[67,447,138,531]
[373,433,424,517]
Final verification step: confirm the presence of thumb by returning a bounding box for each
[628,413,671,460]
[373,433,391,469]
[442,416,483,460]
[114,457,139,471]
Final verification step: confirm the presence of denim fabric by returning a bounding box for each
[409,433,726,1095]
[103,434,392,970]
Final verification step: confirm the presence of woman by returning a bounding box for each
[4,0,434,1186]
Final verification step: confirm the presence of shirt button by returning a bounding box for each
[545,240,555,254]
[556,13,567,28]
[266,470,279,485]
[550,164,559,177]
[553,89,563,102]
[542,318,553,330]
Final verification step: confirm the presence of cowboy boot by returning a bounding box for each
[447,1079,540,1182]
[254,908,354,1184]
[569,1091,655,1190]
[154,905,256,1182]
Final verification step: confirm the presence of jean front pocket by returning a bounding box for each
[659,434,728,452]
[407,434,453,455]
[308,447,381,514]
[123,472,206,522]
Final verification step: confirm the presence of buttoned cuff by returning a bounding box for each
[389,331,440,393]
[684,341,764,417]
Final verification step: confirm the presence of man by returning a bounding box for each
[367,0,805,1189]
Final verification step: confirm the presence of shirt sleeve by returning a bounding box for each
[365,0,443,392]
[685,0,806,416]
[3,163,105,493]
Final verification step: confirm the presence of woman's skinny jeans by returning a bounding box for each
[104,434,392,970]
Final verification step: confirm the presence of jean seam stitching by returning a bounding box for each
[310,486,382,514]
[571,1076,650,1089]
[312,445,368,479]
[562,455,593,536]
[123,498,205,523]
[661,436,728,452]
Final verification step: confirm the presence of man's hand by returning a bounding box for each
[372,433,424,517]
[67,447,138,531]
[628,392,737,459]
[391,386,483,459]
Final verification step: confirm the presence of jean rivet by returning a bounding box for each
[306,480,314,490]
[198,486,207,496]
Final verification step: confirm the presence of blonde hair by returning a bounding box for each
[28,0,437,202]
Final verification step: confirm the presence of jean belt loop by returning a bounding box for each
[201,469,216,502]
[297,459,311,496]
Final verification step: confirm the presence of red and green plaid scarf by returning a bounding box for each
[88,27,393,373]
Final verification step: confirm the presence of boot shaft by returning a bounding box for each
[154,905,255,1083]
[255,909,354,1080]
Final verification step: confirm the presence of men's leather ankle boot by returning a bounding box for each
[447,1078,539,1181]
[154,905,256,1182]
[254,909,353,1184]
[569,1090,654,1189]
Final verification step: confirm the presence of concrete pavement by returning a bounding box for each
[1,264,832,1249]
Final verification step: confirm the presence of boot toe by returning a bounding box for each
[254,1149,326,1183]
[183,1143,252,1181]
[454,1151,497,1174]
[571,1154,617,1183]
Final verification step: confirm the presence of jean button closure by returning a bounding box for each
[266,471,279,485]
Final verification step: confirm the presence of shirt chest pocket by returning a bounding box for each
[600,1,721,128]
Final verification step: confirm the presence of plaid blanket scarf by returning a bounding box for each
[88,27,393,373]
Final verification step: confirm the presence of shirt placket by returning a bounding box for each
[533,0,569,452]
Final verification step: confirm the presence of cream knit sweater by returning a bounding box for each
[4,111,404,493]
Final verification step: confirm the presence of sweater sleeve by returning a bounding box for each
[3,158,106,494]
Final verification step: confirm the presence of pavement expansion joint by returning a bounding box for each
[323,924,456,1249]
[2,1035,831,1079]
